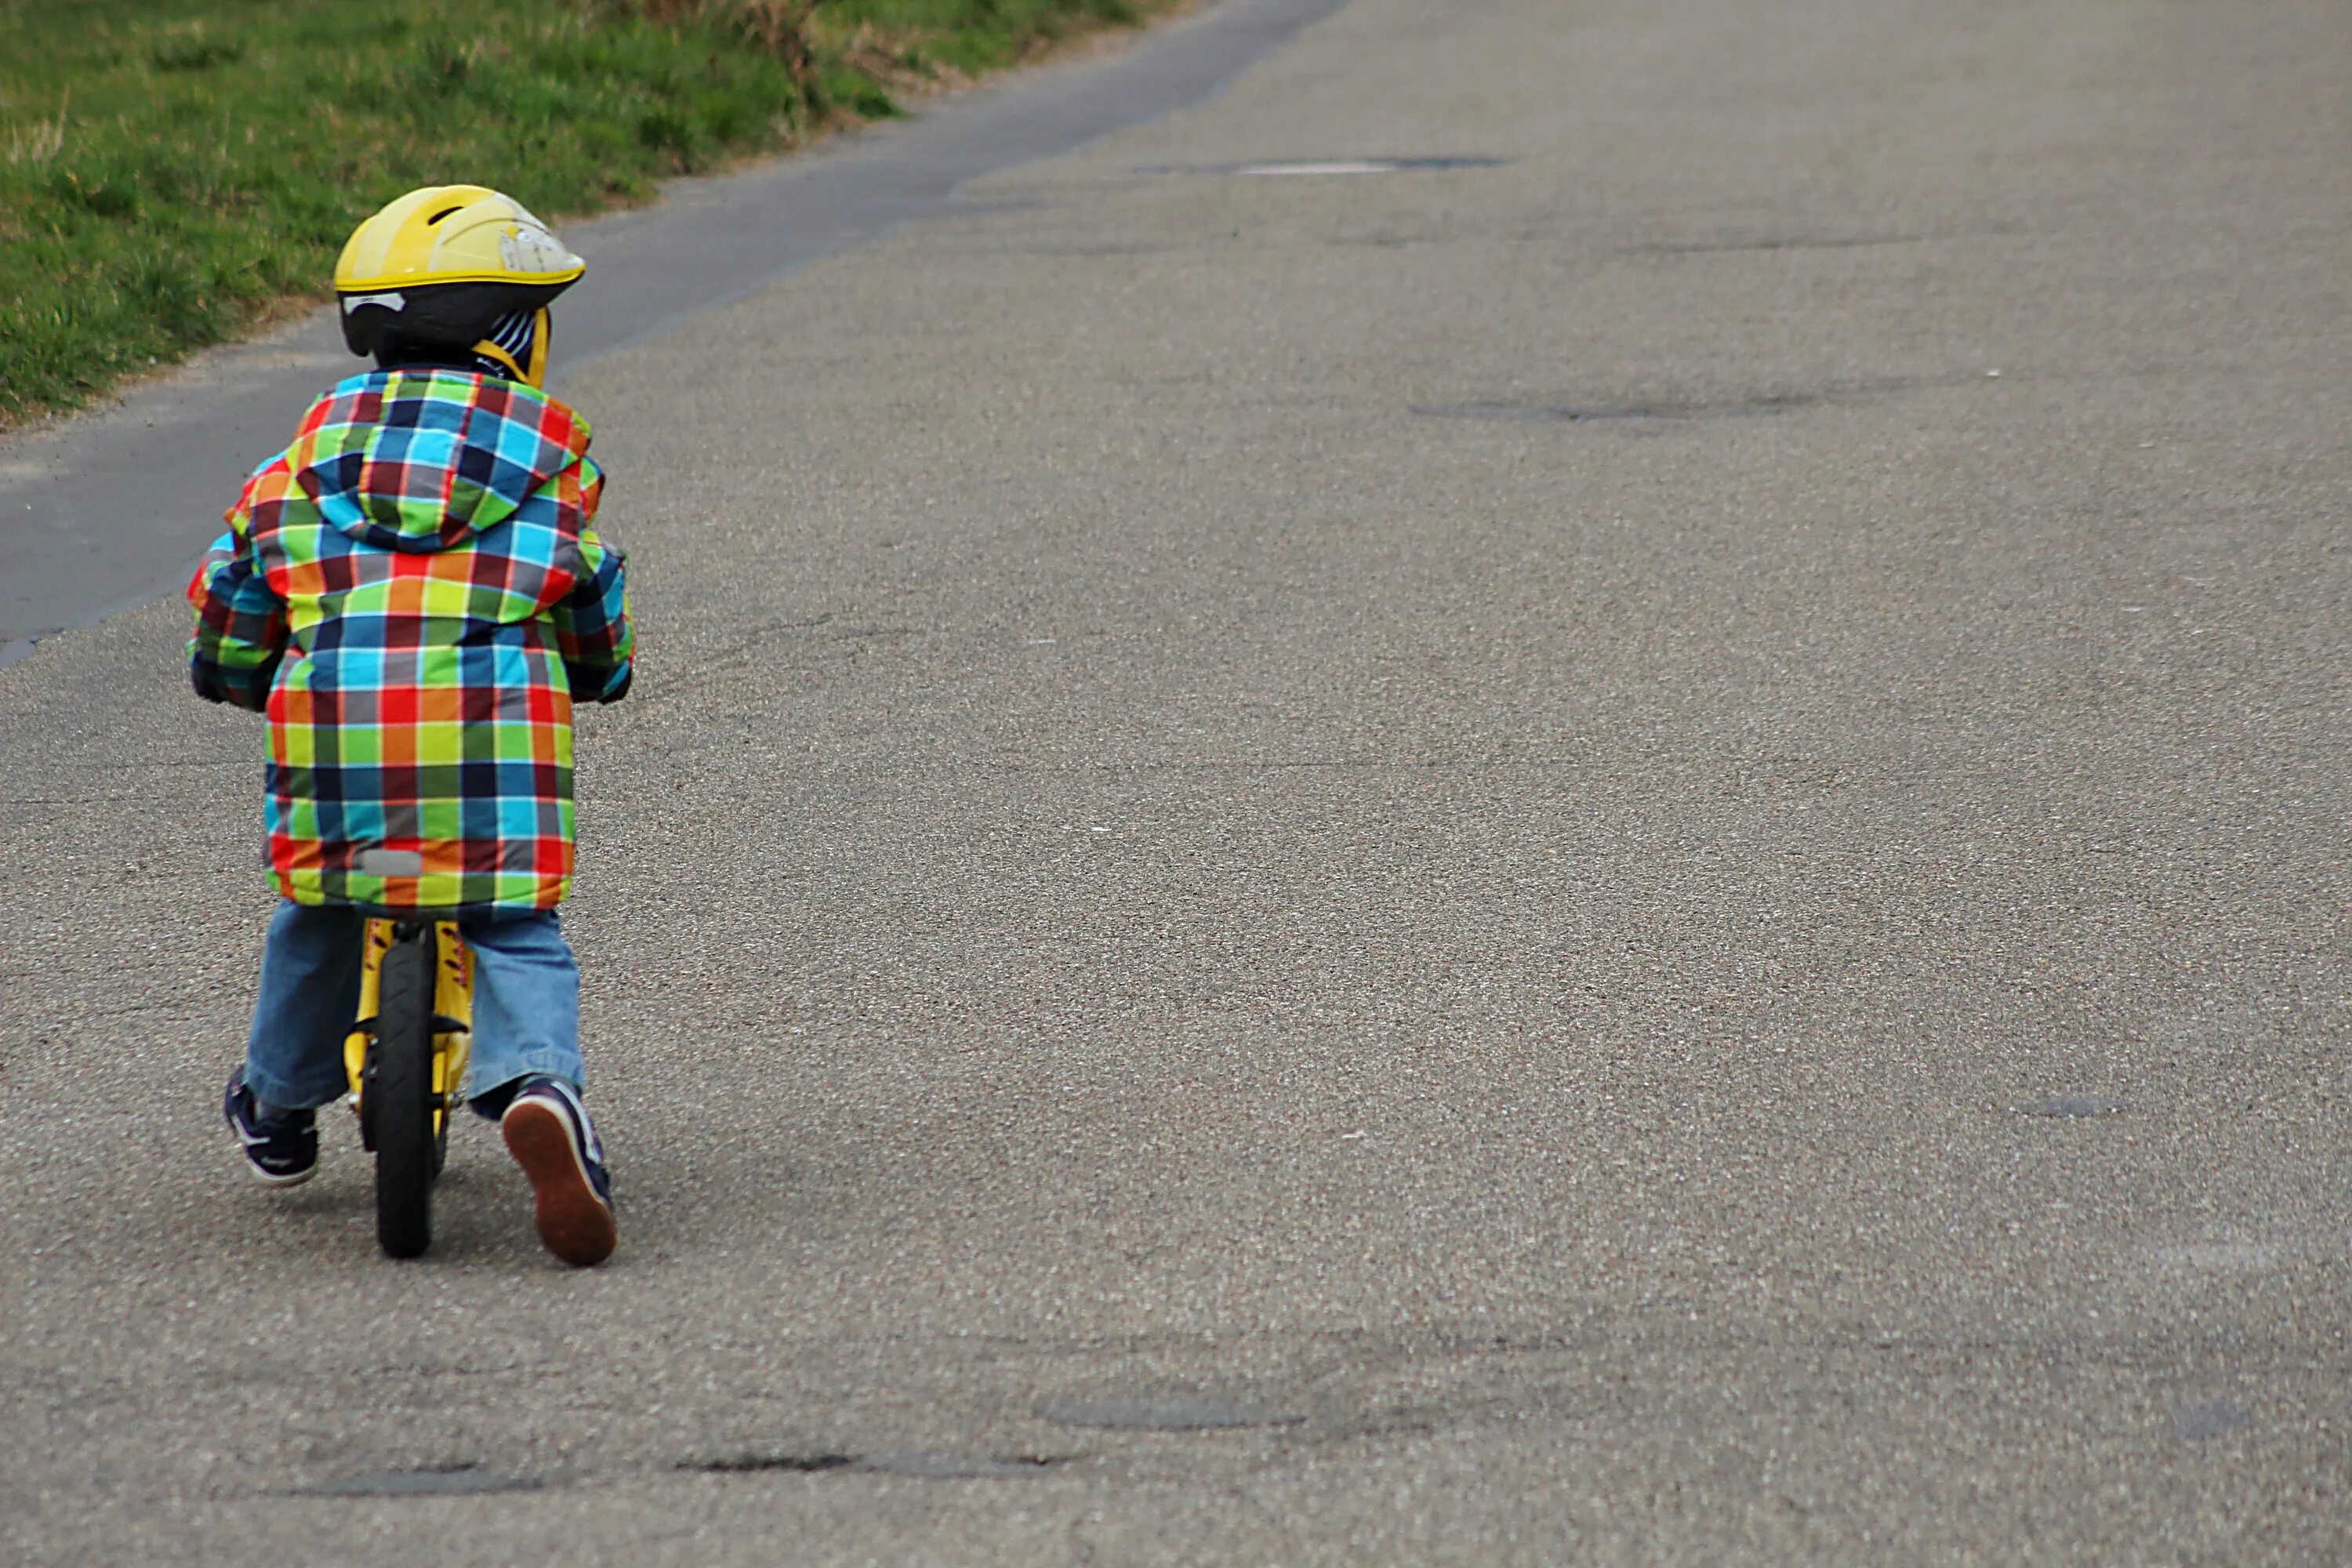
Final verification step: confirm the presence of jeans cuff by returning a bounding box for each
[463,1051,584,1102]
[239,1058,350,1113]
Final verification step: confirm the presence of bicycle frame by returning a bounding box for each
[342,920,476,1135]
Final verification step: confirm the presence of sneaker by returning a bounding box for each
[223,1071,318,1187]
[499,1076,616,1268]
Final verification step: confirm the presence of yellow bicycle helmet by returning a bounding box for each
[334,185,585,387]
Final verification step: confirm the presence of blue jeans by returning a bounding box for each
[242,901,586,1112]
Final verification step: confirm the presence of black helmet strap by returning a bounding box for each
[372,307,544,383]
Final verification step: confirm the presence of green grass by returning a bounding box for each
[0,0,1154,426]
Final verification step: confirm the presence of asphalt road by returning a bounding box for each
[4,0,2350,1561]
[0,0,1348,660]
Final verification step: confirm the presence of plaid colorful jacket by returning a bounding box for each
[188,369,632,916]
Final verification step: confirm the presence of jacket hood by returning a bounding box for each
[291,370,591,553]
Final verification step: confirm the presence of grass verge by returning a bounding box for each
[0,0,1162,428]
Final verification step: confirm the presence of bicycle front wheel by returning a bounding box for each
[371,932,438,1260]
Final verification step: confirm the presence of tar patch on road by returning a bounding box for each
[865,1453,1067,1479]
[1414,374,1988,428]
[685,1451,1067,1479]
[2015,1096,2129,1118]
[1412,401,1699,426]
[1040,1396,1305,1432]
[694,1451,860,1474]
[295,1463,544,1497]
[1622,222,2031,256]
[1138,156,1509,176]
[2172,1399,2250,1442]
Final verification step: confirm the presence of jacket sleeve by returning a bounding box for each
[555,525,633,703]
[186,514,286,712]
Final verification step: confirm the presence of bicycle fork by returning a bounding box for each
[343,920,477,1151]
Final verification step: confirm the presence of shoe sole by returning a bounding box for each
[502,1100,617,1268]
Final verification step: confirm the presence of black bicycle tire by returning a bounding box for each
[372,935,437,1260]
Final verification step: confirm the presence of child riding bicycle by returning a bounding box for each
[190,186,632,1266]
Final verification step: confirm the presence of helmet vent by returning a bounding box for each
[426,205,464,225]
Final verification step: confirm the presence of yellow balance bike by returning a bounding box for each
[342,920,474,1259]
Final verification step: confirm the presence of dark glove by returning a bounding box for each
[566,662,632,704]
[190,658,234,706]
[190,653,279,711]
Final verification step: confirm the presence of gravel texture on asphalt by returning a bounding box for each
[4,0,2350,1561]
